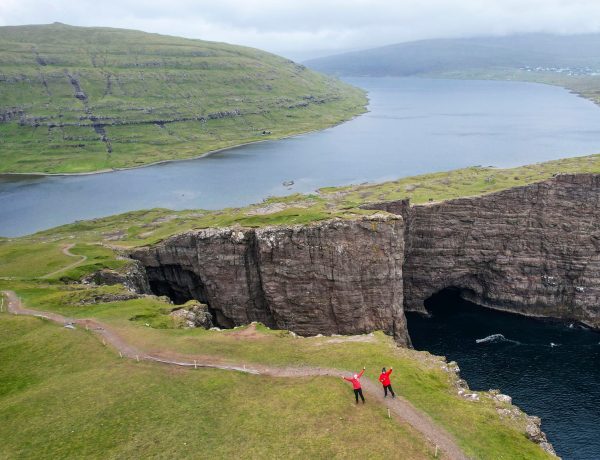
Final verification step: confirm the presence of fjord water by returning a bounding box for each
[3,77,600,236]
[407,291,600,460]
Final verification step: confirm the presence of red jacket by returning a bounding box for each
[379,369,392,386]
[344,369,365,389]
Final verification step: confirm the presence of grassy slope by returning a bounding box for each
[0,313,436,459]
[0,23,366,174]
[0,291,552,460]
[3,154,591,458]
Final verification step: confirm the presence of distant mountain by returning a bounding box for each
[305,34,600,76]
[0,23,365,173]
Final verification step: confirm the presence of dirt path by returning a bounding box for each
[41,244,88,279]
[2,290,468,460]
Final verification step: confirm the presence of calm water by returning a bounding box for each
[3,77,600,236]
[407,291,600,460]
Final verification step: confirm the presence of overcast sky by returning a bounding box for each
[2,0,600,60]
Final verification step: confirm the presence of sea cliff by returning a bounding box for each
[132,174,600,342]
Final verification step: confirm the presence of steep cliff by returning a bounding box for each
[132,173,600,343]
[368,174,600,329]
[130,214,408,344]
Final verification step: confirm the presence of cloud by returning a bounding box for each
[2,0,600,59]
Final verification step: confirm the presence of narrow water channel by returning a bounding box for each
[406,290,600,460]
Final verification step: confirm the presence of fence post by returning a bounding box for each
[194,360,197,369]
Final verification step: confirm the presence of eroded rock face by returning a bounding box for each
[170,301,213,329]
[130,215,408,344]
[370,174,600,329]
[131,173,600,343]
[83,260,151,294]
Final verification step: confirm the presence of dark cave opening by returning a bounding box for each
[145,265,235,329]
[422,287,477,315]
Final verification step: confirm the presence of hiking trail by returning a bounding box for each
[2,290,468,460]
[41,244,88,279]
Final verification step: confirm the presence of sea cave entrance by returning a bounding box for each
[404,286,600,459]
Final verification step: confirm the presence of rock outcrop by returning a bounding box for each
[130,215,408,344]
[83,260,151,294]
[366,174,600,329]
[170,301,213,329]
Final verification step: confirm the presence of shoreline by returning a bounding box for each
[2,75,596,178]
[0,108,369,178]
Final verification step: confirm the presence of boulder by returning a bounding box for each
[170,301,213,329]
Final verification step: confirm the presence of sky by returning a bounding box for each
[2,0,600,60]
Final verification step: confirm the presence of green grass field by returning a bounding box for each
[0,291,552,459]
[0,313,440,459]
[0,23,366,173]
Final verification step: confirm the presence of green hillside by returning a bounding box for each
[0,23,366,174]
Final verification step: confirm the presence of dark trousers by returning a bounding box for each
[354,388,365,403]
[384,384,395,398]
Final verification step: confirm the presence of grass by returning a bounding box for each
[0,314,437,459]
[0,281,552,459]
[0,23,367,174]
[1,152,593,458]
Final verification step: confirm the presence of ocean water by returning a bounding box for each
[406,290,600,460]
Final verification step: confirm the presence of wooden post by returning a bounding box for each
[194,360,197,369]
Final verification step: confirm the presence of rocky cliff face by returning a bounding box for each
[368,174,600,329]
[131,174,600,343]
[130,215,408,344]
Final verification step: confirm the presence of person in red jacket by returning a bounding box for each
[379,367,395,398]
[343,367,366,404]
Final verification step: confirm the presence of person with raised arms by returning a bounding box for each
[379,367,395,398]
[343,367,366,404]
